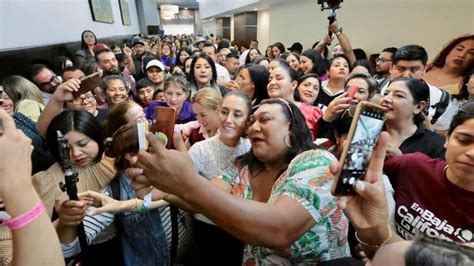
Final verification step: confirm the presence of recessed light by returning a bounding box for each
[254,8,257,11]
[184,7,188,9]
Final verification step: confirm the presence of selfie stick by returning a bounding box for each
[57,131,89,260]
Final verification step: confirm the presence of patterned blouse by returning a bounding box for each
[219,149,350,265]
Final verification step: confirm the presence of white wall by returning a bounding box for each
[201,20,216,36]
[268,0,474,60]
[199,0,259,19]
[256,9,270,52]
[0,0,140,51]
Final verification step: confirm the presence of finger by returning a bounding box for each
[172,132,186,152]
[336,197,348,209]
[125,167,144,179]
[365,132,389,183]
[0,109,17,137]
[352,180,384,203]
[78,190,102,199]
[62,200,85,208]
[145,132,165,156]
[329,162,338,175]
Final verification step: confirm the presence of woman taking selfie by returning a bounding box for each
[129,98,350,264]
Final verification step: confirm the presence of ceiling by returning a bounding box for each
[155,0,200,10]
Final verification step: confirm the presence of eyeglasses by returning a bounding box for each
[39,74,62,88]
[72,93,96,104]
[459,101,474,115]
[375,58,392,64]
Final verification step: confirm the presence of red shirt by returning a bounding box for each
[384,152,474,243]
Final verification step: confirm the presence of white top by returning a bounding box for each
[188,134,251,180]
[189,134,251,225]
[215,63,231,83]
[239,49,250,66]
[432,97,465,131]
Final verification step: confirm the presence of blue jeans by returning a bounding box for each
[118,176,170,266]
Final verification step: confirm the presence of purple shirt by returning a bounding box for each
[144,100,196,124]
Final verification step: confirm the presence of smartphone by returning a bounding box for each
[331,101,387,196]
[72,72,101,98]
[151,106,176,149]
[346,85,358,99]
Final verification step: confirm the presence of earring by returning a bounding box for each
[283,133,292,148]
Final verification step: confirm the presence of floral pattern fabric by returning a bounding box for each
[219,149,350,265]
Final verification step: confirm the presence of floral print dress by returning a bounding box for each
[219,149,350,265]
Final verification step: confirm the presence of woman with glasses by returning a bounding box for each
[68,90,109,124]
[383,101,474,243]
[2,75,45,122]
[128,98,350,264]
[381,77,446,159]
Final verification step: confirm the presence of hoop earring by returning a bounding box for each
[283,133,292,148]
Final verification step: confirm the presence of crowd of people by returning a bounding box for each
[0,20,473,265]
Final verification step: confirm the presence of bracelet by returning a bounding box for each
[355,225,392,248]
[3,201,46,231]
[138,192,152,213]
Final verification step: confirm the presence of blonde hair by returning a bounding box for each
[191,87,222,111]
[2,75,44,106]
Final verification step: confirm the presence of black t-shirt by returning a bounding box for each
[96,108,110,124]
[399,125,446,160]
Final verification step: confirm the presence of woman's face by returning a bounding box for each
[249,49,259,63]
[445,118,474,183]
[66,130,99,167]
[346,77,370,103]
[286,54,299,72]
[219,95,249,142]
[445,39,474,71]
[235,68,255,99]
[165,83,187,112]
[82,31,95,46]
[125,104,147,124]
[297,77,320,105]
[194,58,212,86]
[179,51,190,64]
[272,46,281,59]
[380,80,421,123]
[1,92,14,116]
[267,67,296,100]
[137,87,154,106]
[468,74,474,97]
[147,67,164,85]
[248,103,290,163]
[329,57,350,80]
[266,47,273,58]
[299,55,313,75]
[162,45,171,56]
[106,79,128,108]
[218,50,229,65]
[72,91,98,115]
[192,103,220,137]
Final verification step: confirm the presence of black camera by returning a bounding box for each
[318,0,343,11]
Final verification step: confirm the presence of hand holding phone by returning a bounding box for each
[151,106,176,149]
[331,101,387,196]
[72,72,101,98]
[345,85,358,99]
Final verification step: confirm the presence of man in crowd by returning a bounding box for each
[374,47,397,80]
[379,45,451,128]
[225,52,240,80]
[28,64,62,104]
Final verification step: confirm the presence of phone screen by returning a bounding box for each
[333,106,385,195]
[346,85,358,98]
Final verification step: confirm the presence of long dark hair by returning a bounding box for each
[235,98,316,173]
[301,49,326,77]
[46,110,104,164]
[188,53,218,90]
[80,30,97,52]
[427,35,474,73]
[454,68,474,100]
[242,64,270,107]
